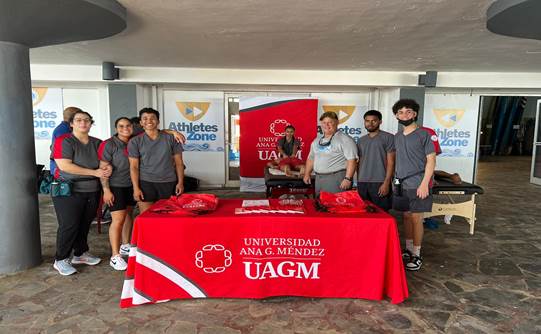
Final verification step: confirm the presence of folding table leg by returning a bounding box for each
[469,194,477,235]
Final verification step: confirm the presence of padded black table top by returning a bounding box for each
[432,179,484,195]
[265,168,484,195]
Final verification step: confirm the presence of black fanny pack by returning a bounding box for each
[393,171,424,196]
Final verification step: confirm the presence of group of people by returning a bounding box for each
[50,107,186,275]
[50,98,438,276]
[295,98,436,271]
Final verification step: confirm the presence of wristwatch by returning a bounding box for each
[344,176,353,182]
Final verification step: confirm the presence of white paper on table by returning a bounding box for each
[242,200,270,207]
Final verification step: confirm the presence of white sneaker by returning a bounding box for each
[71,252,101,266]
[119,244,130,256]
[110,255,128,271]
[53,259,77,276]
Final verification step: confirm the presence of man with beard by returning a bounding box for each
[356,110,395,211]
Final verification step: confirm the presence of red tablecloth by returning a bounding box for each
[120,199,408,308]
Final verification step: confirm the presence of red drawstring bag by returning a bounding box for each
[174,194,219,212]
[150,194,219,215]
[319,190,367,214]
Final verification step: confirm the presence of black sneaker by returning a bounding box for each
[402,249,412,263]
[406,256,423,271]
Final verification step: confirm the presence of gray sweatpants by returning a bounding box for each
[315,170,348,196]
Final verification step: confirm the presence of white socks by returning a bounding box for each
[405,239,413,253]
[406,240,421,257]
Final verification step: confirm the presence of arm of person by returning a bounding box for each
[290,144,299,158]
[129,157,144,201]
[99,160,114,206]
[417,152,436,199]
[55,159,107,178]
[303,159,314,184]
[340,159,357,190]
[378,151,395,196]
[162,129,186,144]
[277,146,288,159]
[173,153,185,195]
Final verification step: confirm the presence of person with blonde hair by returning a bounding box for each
[303,112,357,195]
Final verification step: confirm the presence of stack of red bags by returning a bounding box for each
[150,194,219,215]
[318,190,367,214]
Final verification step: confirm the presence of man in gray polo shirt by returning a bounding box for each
[128,108,184,213]
[392,99,436,272]
[303,111,358,195]
[356,110,395,211]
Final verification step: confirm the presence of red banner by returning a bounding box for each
[239,98,318,178]
[120,199,408,308]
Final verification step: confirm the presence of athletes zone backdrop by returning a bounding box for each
[163,91,226,185]
[32,87,63,140]
[424,93,481,183]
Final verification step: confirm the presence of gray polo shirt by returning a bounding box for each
[98,135,131,187]
[308,131,358,174]
[357,130,395,183]
[394,128,436,189]
[128,132,184,183]
[277,137,300,157]
[53,134,101,192]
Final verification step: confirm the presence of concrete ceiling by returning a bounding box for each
[0,0,126,48]
[29,0,541,72]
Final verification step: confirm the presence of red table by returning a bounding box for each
[120,199,408,308]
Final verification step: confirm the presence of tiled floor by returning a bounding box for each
[0,156,540,333]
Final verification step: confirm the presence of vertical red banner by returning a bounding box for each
[239,98,318,178]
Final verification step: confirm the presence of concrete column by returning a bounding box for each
[0,41,42,273]
[108,84,138,134]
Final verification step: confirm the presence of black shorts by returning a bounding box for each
[140,180,176,202]
[357,182,392,211]
[109,186,136,212]
[392,188,433,213]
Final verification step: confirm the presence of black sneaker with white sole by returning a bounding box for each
[406,256,423,271]
[402,249,413,263]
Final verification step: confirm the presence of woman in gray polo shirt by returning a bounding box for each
[98,117,136,270]
[99,117,186,271]
[303,111,358,195]
[52,111,112,276]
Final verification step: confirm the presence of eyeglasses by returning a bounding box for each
[318,134,334,147]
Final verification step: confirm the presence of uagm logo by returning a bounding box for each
[433,109,465,128]
[195,244,232,274]
[335,196,347,204]
[269,119,289,136]
[322,105,356,124]
[176,102,210,122]
[31,88,48,107]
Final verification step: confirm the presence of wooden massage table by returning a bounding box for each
[427,179,484,235]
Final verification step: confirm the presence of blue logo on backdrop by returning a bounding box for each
[33,109,58,139]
